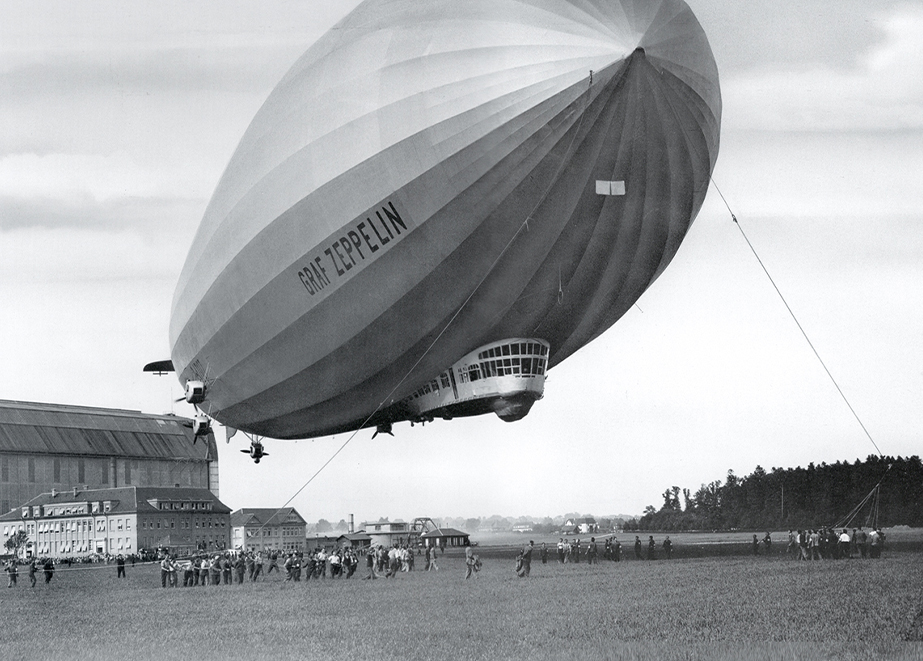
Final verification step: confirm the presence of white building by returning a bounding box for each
[361,520,416,548]
[230,508,306,553]
[0,485,231,558]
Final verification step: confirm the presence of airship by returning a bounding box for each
[166,0,722,440]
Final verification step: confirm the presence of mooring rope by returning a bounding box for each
[710,179,883,459]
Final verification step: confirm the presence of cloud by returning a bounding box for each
[0,1,355,62]
[0,193,203,232]
[0,225,189,282]
[723,4,923,131]
[0,153,162,201]
[705,127,923,220]
[0,152,211,232]
[0,48,289,99]
[0,1,362,159]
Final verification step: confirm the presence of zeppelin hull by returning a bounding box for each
[169,0,721,439]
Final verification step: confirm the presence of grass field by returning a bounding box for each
[3,542,922,660]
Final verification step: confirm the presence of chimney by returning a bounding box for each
[73,487,78,497]
[51,489,57,498]
[349,514,354,534]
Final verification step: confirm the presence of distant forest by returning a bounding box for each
[628,455,923,532]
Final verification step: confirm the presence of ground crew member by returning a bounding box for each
[587,538,598,564]
[180,559,194,587]
[199,557,210,586]
[235,554,245,584]
[521,540,534,577]
[210,555,222,585]
[365,548,378,579]
[160,554,172,588]
[43,557,55,583]
[465,545,477,579]
[222,554,232,585]
[253,552,264,581]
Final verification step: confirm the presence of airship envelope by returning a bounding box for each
[169,0,722,439]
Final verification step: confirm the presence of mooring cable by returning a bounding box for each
[710,179,883,459]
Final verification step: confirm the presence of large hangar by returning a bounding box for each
[0,400,218,516]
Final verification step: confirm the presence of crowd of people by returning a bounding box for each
[152,542,448,587]
[542,528,888,564]
[785,527,886,560]
[366,541,441,578]
[514,534,674,577]
[4,557,56,587]
[4,527,893,589]
[543,535,675,563]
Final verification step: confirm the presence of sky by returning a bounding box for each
[1,1,921,525]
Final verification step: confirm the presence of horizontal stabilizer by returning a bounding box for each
[143,359,175,374]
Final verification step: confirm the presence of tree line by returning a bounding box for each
[635,455,923,531]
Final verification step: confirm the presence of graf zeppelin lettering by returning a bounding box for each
[295,199,415,299]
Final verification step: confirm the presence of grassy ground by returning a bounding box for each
[2,549,921,660]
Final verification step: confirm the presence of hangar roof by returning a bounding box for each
[0,486,231,522]
[420,527,469,539]
[0,399,215,461]
[230,508,305,528]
